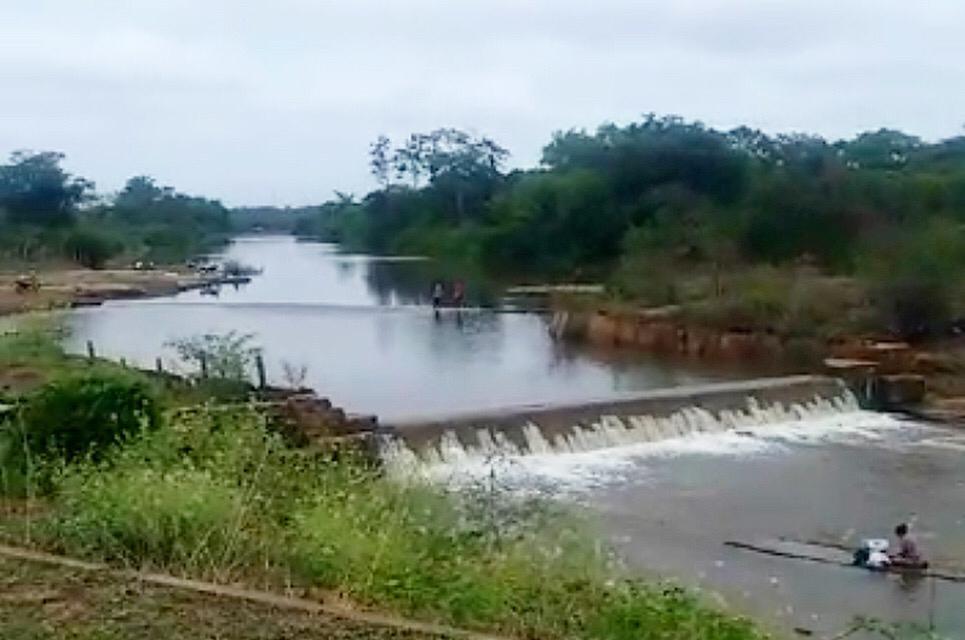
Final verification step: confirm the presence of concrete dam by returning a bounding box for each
[379,375,859,464]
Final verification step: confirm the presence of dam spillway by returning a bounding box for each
[378,375,860,465]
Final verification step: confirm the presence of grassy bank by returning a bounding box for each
[3,405,766,639]
[0,325,951,639]
[0,327,769,640]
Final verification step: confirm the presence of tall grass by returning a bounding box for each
[32,405,766,639]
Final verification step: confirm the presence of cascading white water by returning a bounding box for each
[379,390,863,475]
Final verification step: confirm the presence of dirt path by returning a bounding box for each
[0,553,461,640]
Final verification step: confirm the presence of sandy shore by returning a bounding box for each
[0,268,206,316]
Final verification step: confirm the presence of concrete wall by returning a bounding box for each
[385,375,849,453]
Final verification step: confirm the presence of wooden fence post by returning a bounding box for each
[255,354,266,389]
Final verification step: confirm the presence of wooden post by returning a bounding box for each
[86,340,95,360]
[255,353,266,389]
[156,357,163,374]
[200,354,209,379]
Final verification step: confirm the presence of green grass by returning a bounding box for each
[5,404,767,640]
[0,318,250,407]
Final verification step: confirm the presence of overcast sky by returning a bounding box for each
[2,1,963,206]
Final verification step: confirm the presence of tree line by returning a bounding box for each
[296,116,965,337]
[0,152,231,268]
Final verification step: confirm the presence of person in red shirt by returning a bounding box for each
[452,279,466,308]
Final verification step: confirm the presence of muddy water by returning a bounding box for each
[442,417,965,637]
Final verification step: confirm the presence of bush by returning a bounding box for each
[63,228,122,269]
[19,372,160,462]
[681,267,788,331]
[50,467,249,570]
[34,405,765,639]
[859,219,965,339]
[290,473,762,638]
[43,406,295,577]
[166,332,260,383]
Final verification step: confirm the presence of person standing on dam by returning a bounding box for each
[431,281,444,310]
[452,279,466,308]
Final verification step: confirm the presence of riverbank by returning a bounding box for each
[0,324,768,640]
[0,412,766,640]
[549,302,965,421]
[0,268,252,317]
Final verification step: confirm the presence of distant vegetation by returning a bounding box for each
[5,114,963,339]
[231,205,319,234]
[0,152,231,267]
[295,117,965,339]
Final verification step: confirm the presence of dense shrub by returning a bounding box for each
[63,228,122,268]
[859,219,965,338]
[50,467,250,571]
[166,332,260,383]
[20,372,160,461]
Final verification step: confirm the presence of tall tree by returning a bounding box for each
[369,135,392,189]
[0,151,92,227]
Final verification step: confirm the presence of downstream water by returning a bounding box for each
[65,236,965,637]
[435,417,965,638]
[65,236,731,420]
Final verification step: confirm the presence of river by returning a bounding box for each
[65,236,965,638]
[65,236,733,420]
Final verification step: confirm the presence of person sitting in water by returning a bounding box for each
[890,523,926,568]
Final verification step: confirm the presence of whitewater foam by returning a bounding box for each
[382,408,911,494]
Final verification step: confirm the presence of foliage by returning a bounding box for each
[0,158,232,267]
[27,404,767,639]
[63,227,123,269]
[107,176,231,263]
[51,466,250,573]
[299,115,965,337]
[230,205,319,233]
[166,332,261,382]
[18,372,160,463]
[0,151,92,228]
[858,218,965,338]
[0,318,68,367]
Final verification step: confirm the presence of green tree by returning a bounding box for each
[0,151,91,227]
[63,228,122,269]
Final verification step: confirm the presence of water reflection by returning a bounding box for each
[65,236,730,420]
[362,258,502,309]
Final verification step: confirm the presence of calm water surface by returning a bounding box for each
[65,236,729,420]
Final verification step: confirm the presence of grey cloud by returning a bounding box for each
[1,1,963,204]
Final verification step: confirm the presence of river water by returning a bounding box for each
[64,236,965,638]
[65,236,732,420]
